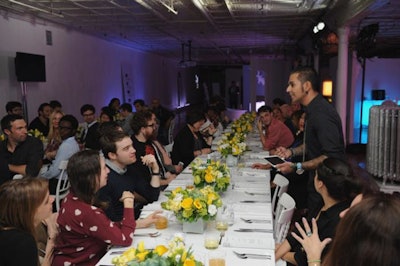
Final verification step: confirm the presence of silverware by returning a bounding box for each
[110,250,126,255]
[218,231,225,245]
[245,191,268,196]
[234,228,273,233]
[233,251,271,260]
[240,218,271,224]
[134,231,161,237]
[240,200,269,203]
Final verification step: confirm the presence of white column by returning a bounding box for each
[335,26,349,144]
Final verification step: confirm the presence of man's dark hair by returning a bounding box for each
[130,110,154,135]
[80,104,96,115]
[133,99,145,107]
[49,100,62,110]
[257,105,272,115]
[98,121,122,137]
[120,103,132,112]
[38,103,50,113]
[60,114,79,131]
[291,66,320,93]
[272,98,286,106]
[1,114,24,132]
[5,101,22,113]
[100,130,129,159]
[186,110,206,126]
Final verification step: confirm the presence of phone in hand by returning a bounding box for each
[264,156,286,168]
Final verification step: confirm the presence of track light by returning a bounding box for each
[317,22,325,31]
[313,21,325,34]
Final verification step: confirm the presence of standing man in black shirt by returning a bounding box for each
[276,67,345,213]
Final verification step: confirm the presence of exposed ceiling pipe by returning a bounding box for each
[8,0,64,18]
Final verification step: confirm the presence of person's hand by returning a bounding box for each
[44,212,59,240]
[137,210,163,228]
[141,154,159,172]
[252,163,271,170]
[165,172,177,183]
[275,147,291,159]
[201,148,212,154]
[120,191,135,208]
[174,164,183,174]
[291,218,331,262]
[275,161,294,174]
[257,119,263,132]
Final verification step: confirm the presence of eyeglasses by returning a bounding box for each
[59,126,73,130]
[83,112,94,117]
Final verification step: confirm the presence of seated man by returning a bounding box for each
[131,110,182,189]
[40,115,80,194]
[0,114,44,185]
[257,105,294,153]
[28,102,52,137]
[98,130,161,221]
[79,104,100,150]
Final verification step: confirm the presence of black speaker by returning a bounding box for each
[372,89,385,100]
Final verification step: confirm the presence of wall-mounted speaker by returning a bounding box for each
[372,89,385,100]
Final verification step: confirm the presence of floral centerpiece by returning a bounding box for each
[111,234,203,266]
[190,158,230,192]
[217,132,246,157]
[230,111,257,134]
[161,186,222,223]
[28,129,46,142]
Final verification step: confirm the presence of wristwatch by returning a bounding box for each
[296,162,304,175]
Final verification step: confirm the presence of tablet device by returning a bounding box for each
[264,156,286,168]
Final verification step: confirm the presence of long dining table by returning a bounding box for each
[97,132,277,266]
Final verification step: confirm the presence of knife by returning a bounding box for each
[240,200,269,203]
[234,228,273,233]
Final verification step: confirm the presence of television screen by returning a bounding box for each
[15,52,46,82]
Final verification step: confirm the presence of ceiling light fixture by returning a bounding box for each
[313,21,325,34]
[9,0,64,18]
[159,0,178,15]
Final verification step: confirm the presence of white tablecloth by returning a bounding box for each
[97,145,276,266]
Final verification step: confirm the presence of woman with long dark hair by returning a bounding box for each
[53,150,136,266]
[0,178,54,266]
[291,192,400,266]
[275,158,362,265]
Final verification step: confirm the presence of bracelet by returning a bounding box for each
[151,172,160,175]
[307,260,321,263]
[121,196,135,201]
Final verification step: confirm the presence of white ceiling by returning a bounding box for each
[1,0,399,64]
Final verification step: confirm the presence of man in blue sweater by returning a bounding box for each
[97,130,161,227]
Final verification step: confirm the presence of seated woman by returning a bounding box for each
[0,178,55,266]
[275,158,362,265]
[171,110,211,166]
[53,150,136,266]
[291,192,400,266]
[44,110,64,161]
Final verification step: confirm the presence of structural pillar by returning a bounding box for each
[335,26,350,144]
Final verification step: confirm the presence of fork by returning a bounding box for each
[134,231,161,237]
[245,191,268,196]
[240,217,271,224]
[233,251,271,260]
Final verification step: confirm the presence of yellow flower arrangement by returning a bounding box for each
[112,235,203,266]
[217,132,246,157]
[28,129,46,142]
[161,186,222,223]
[231,111,256,134]
[190,158,230,192]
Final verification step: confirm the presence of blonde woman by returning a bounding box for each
[45,110,64,161]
